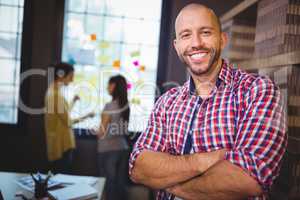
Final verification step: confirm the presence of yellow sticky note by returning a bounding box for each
[75,74,84,82]
[130,50,140,57]
[131,98,141,105]
[99,41,110,49]
[78,90,86,98]
[97,55,110,64]
[136,98,141,105]
[89,75,98,86]
[135,79,144,86]
[113,60,121,68]
[131,98,137,104]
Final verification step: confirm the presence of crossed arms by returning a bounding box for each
[131,150,262,200]
[129,78,287,200]
[131,149,226,189]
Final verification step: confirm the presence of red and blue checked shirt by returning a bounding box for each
[129,60,287,200]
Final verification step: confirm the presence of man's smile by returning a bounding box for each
[186,50,210,63]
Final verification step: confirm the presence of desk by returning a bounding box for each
[0,172,105,200]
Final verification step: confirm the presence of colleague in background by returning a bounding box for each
[95,75,130,200]
[45,62,94,173]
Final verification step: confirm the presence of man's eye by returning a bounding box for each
[202,31,211,36]
[181,34,190,39]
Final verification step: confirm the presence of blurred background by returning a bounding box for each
[0,0,299,199]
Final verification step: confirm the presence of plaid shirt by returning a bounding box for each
[129,60,287,200]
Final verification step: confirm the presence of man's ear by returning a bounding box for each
[173,38,179,53]
[220,32,228,50]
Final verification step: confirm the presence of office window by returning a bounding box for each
[0,0,24,124]
[62,0,162,132]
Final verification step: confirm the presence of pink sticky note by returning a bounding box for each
[127,83,132,90]
[133,60,139,66]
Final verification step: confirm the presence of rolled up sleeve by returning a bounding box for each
[225,77,287,192]
[129,94,167,175]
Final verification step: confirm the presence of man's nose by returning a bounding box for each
[191,34,204,48]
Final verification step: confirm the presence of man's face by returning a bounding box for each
[174,7,226,76]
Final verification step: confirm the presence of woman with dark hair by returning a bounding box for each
[95,75,130,200]
[45,62,94,173]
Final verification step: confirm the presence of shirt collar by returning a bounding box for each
[187,59,233,95]
[188,76,197,95]
[218,59,233,86]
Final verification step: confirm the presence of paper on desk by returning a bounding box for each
[15,174,61,192]
[48,183,98,200]
[51,174,98,186]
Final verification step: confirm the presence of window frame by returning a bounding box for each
[0,0,25,126]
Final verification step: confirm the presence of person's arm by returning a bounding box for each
[96,112,111,139]
[167,160,262,200]
[131,149,226,189]
[166,77,287,199]
[69,95,80,110]
[71,112,95,124]
[50,90,94,126]
[129,90,225,189]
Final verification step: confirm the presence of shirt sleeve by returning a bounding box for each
[129,94,168,175]
[103,102,114,112]
[225,77,287,192]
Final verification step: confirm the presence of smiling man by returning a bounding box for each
[129,3,287,200]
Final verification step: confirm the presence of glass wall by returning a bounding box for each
[0,0,24,124]
[62,0,162,132]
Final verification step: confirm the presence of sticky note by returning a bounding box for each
[113,60,121,68]
[90,34,97,41]
[89,75,98,86]
[97,55,110,64]
[74,74,84,82]
[130,51,140,57]
[131,98,137,104]
[79,90,85,97]
[133,60,139,66]
[136,98,141,105]
[68,57,76,65]
[139,65,146,72]
[127,83,132,90]
[99,41,110,49]
[74,49,95,65]
[135,79,144,86]
[131,98,141,105]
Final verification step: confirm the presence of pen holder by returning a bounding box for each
[30,173,51,199]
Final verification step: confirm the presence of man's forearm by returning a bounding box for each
[167,160,263,200]
[131,149,225,189]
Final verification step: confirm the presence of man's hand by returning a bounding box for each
[131,149,226,189]
[193,149,226,173]
[166,160,263,200]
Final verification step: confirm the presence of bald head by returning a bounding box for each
[175,3,221,38]
[173,3,227,78]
